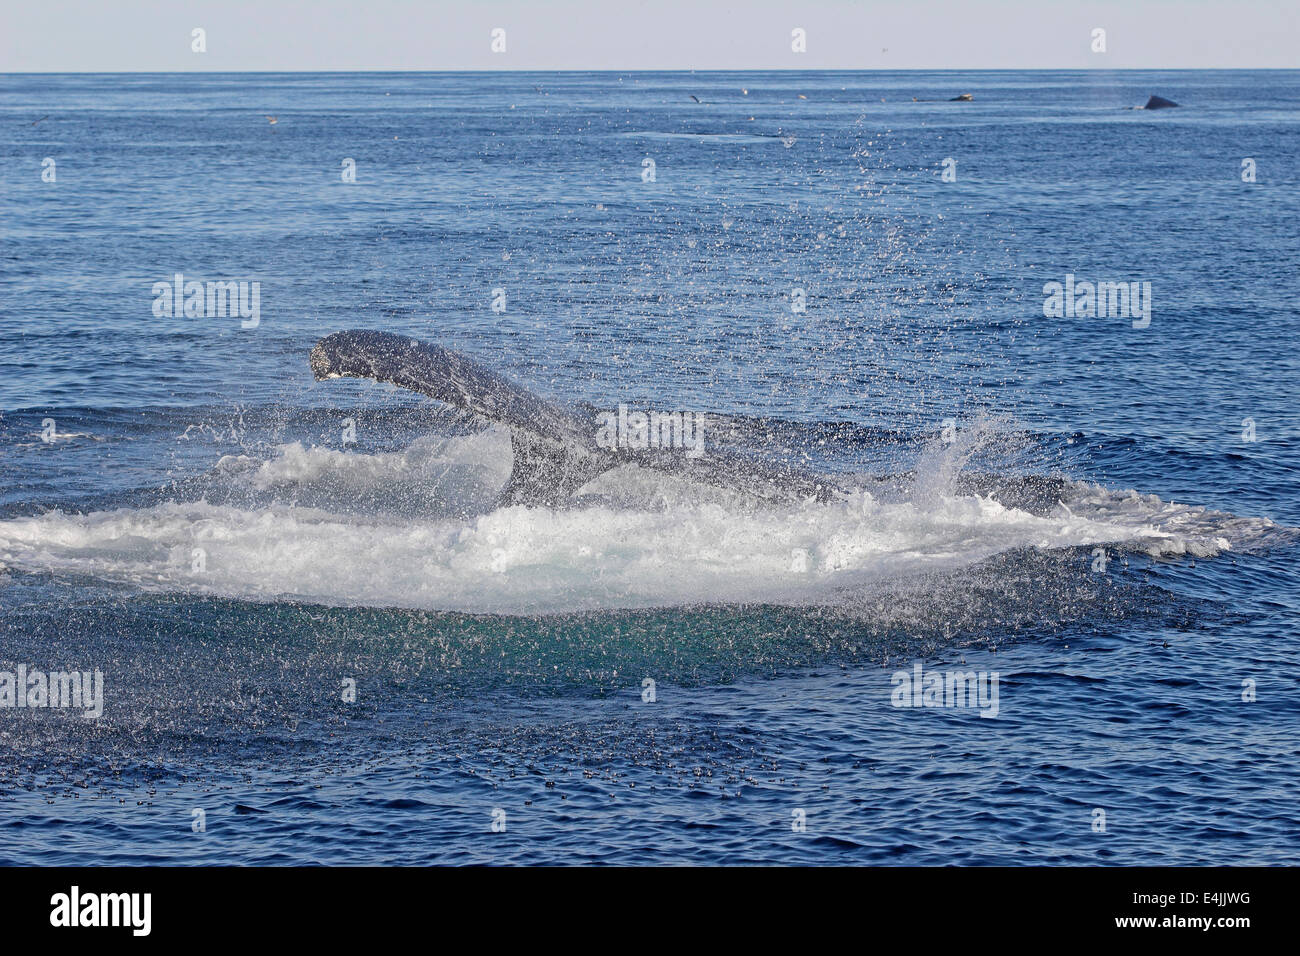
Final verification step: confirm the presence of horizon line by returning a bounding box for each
[5,67,1298,75]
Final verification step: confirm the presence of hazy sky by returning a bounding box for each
[2,0,1296,71]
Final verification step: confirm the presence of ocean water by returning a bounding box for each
[1,70,1298,865]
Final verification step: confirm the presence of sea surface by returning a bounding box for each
[1,70,1298,864]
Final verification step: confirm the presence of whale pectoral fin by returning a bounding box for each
[312,329,622,506]
[500,430,616,507]
[310,330,840,508]
[310,329,584,443]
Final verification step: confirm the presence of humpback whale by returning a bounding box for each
[1141,95,1179,110]
[310,330,837,508]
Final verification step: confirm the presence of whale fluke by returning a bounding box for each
[310,330,837,507]
[1142,95,1179,110]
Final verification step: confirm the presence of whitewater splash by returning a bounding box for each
[0,432,1279,615]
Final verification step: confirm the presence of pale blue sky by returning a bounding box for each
[2,0,1296,71]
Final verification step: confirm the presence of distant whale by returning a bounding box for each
[1140,95,1179,110]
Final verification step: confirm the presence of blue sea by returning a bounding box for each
[1,70,1298,865]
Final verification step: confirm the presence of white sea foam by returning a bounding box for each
[0,437,1279,614]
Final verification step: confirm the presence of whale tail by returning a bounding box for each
[310,329,837,507]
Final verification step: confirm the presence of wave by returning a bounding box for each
[617,131,793,145]
[0,430,1284,615]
